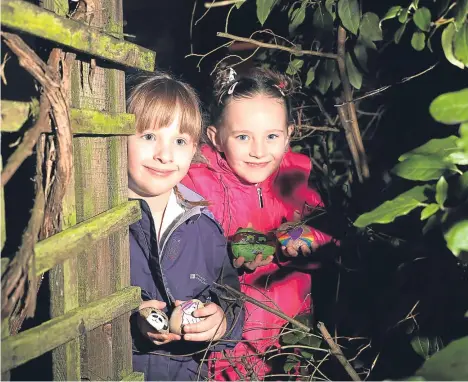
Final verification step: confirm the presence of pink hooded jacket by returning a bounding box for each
[182,144,332,380]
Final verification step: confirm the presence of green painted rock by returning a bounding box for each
[230,228,276,261]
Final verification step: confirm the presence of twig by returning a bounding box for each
[205,0,245,7]
[217,32,338,59]
[214,282,311,332]
[313,95,336,127]
[300,125,340,132]
[336,27,369,181]
[317,322,361,381]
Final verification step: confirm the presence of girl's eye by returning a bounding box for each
[267,134,279,140]
[176,138,187,146]
[142,133,156,141]
[236,134,249,141]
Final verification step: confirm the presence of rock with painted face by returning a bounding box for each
[276,222,316,252]
[230,228,276,262]
[139,307,170,334]
[169,299,205,335]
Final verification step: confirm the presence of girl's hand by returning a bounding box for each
[181,302,227,342]
[233,254,274,271]
[137,300,181,345]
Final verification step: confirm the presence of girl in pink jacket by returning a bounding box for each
[182,68,333,380]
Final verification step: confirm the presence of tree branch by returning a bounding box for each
[217,32,338,59]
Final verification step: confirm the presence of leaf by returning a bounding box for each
[380,5,402,25]
[447,151,468,165]
[257,0,276,26]
[435,176,449,206]
[399,136,459,161]
[358,34,377,50]
[289,2,307,34]
[454,22,468,66]
[346,52,362,89]
[338,0,360,35]
[354,186,431,227]
[415,336,468,380]
[286,58,304,75]
[411,31,426,51]
[305,67,316,86]
[441,24,465,69]
[398,7,409,23]
[360,12,383,41]
[430,88,468,125]
[392,154,459,181]
[354,42,368,71]
[421,204,440,220]
[454,0,468,30]
[236,0,245,9]
[316,60,334,94]
[413,7,431,32]
[312,5,334,31]
[445,219,468,256]
[325,0,336,20]
[411,336,444,360]
[394,22,407,44]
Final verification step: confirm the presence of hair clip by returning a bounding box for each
[228,81,238,95]
[227,67,237,83]
[273,84,286,97]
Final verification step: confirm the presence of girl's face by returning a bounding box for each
[208,94,293,184]
[128,116,197,198]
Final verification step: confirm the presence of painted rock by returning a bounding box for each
[139,307,169,334]
[169,299,205,335]
[230,228,276,261]
[276,222,316,252]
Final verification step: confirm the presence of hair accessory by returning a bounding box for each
[227,67,237,83]
[227,81,239,95]
[273,84,286,97]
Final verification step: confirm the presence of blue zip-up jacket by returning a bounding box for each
[129,184,244,381]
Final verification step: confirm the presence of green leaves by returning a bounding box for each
[359,12,383,41]
[381,5,402,25]
[398,136,459,161]
[436,176,448,206]
[411,336,444,360]
[392,154,458,181]
[445,219,468,256]
[312,5,334,32]
[454,0,468,29]
[429,88,468,125]
[346,52,362,89]
[413,7,431,32]
[338,0,360,35]
[305,67,315,87]
[421,204,439,220]
[394,23,407,44]
[286,58,304,75]
[354,186,431,227]
[257,0,276,26]
[415,336,468,380]
[411,31,426,51]
[441,24,465,69]
[289,1,307,34]
[454,22,468,66]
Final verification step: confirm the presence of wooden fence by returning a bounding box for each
[1,0,156,379]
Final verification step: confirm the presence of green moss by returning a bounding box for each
[70,109,135,135]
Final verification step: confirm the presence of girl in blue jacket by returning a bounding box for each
[126,71,243,381]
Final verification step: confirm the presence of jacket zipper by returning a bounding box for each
[256,185,264,208]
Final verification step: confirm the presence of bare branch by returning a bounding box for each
[205,0,245,8]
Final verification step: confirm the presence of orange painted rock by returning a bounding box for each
[169,299,205,335]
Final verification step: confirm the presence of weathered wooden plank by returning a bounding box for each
[1,286,141,373]
[1,101,135,135]
[33,201,140,275]
[121,372,145,381]
[1,0,156,71]
[1,158,6,252]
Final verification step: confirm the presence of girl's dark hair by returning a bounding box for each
[210,67,295,127]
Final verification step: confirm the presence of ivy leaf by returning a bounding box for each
[354,186,431,227]
[394,22,407,44]
[257,0,276,25]
[354,42,368,71]
[289,2,307,34]
[441,23,465,69]
[313,5,334,32]
[398,7,409,23]
[346,52,362,89]
[445,219,468,256]
[430,89,468,125]
[413,7,431,32]
[398,136,459,161]
[421,204,440,220]
[436,176,448,206]
[411,31,426,51]
[454,22,468,66]
[392,154,459,181]
[305,67,316,87]
[360,12,383,41]
[454,0,468,30]
[338,0,360,35]
[325,0,336,20]
[380,5,402,26]
[286,58,304,75]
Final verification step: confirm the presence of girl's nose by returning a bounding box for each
[154,143,173,163]
[249,140,266,158]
